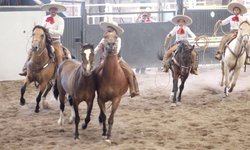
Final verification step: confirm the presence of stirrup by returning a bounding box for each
[130,91,139,98]
[19,72,27,76]
[190,69,198,75]
[215,53,222,60]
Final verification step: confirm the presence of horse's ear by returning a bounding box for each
[192,45,195,50]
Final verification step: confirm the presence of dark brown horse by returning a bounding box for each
[96,32,129,143]
[53,43,96,139]
[20,25,56,112]
[158,41,194,107]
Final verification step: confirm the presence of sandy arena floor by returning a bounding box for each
[0,65,250,150]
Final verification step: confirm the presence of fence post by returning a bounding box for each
[81,2,86,44]
[176,0,183,15]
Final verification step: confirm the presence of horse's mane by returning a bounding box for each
[32,25,53,58]
[81,43,94,50]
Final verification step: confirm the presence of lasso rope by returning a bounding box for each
[213,20,228,37]
[195,35,210,64]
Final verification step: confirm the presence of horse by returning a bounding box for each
[158,41,194,107]
[221,20,250,97]
[53,43,96,139]
[96,31,129,143]
[20,25,56,113]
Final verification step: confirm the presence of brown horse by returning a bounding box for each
[158,41,194,107]
[53,43,96,139]
[169,42,194,107]
[96,31,129,143]
[20,25,56,113]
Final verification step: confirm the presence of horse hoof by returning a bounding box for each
[228,88,233,93]
[20,99,25,106]
[74,136,80,140]
[170,103,177,107]
[82,123,87,130]
[35,109,39,113]
[105,139,112,145]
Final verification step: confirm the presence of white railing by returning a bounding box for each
[62,0,216,24]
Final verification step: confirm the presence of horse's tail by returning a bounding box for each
[157,50,164,61]
[53,79,59,100]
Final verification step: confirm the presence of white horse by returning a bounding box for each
[221,20,250,97]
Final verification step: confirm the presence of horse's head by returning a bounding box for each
[32,25,52,53]
[103,31,118,55]
[80,43,95,75]
[238,20,250,44]
[177,41,194,75]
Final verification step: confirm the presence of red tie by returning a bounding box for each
[232,15,239,22]
[46,17,55,24]
[177,27,185,34]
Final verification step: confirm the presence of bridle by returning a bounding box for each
[32,31,47,57]
[172,43,192,73]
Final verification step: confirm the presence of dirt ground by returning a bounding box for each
[0,65,250,150]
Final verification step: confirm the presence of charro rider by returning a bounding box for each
[19,1,66,76]
[162,15,198,75]
[214,1,250,64]
[94,21,139,98]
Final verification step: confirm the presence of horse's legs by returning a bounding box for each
[220,61,224,87]
[82,96,94,129]
[224,65,230,97]
[73,100,80,139]
[58,91,66,126]
[20,79,31,106]
[97,98,107,137]
[229,69,241,93]
[171,78,178,106]
[229,71,234,83]
[35,82,47,113]
[177,75,189,103]
[107,97,121,140]
[68,95,75,124]
[41,81,53,109]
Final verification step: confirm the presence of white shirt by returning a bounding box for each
[42,14,64,39]
[169,25,196,42]
[221,15,246,30]
[94,37,121,62]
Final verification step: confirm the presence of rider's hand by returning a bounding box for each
[218,20,222,24]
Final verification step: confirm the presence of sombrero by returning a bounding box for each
[171,15,193,26]
[100,21,124,35]
[228,2,247,15]
[41,1,66,13]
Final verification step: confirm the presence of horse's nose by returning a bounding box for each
[32,46,38,51]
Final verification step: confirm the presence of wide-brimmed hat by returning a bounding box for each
[100,21,124,35]
[228,2,247,15]
[171,15,192,26]
[41,1,66,13]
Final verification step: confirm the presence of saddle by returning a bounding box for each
[223,35,237,53]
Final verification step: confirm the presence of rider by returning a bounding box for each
[215,1,249,64]
[162,15,198,75]
[19,1,66,76]
[94,21,139,98]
